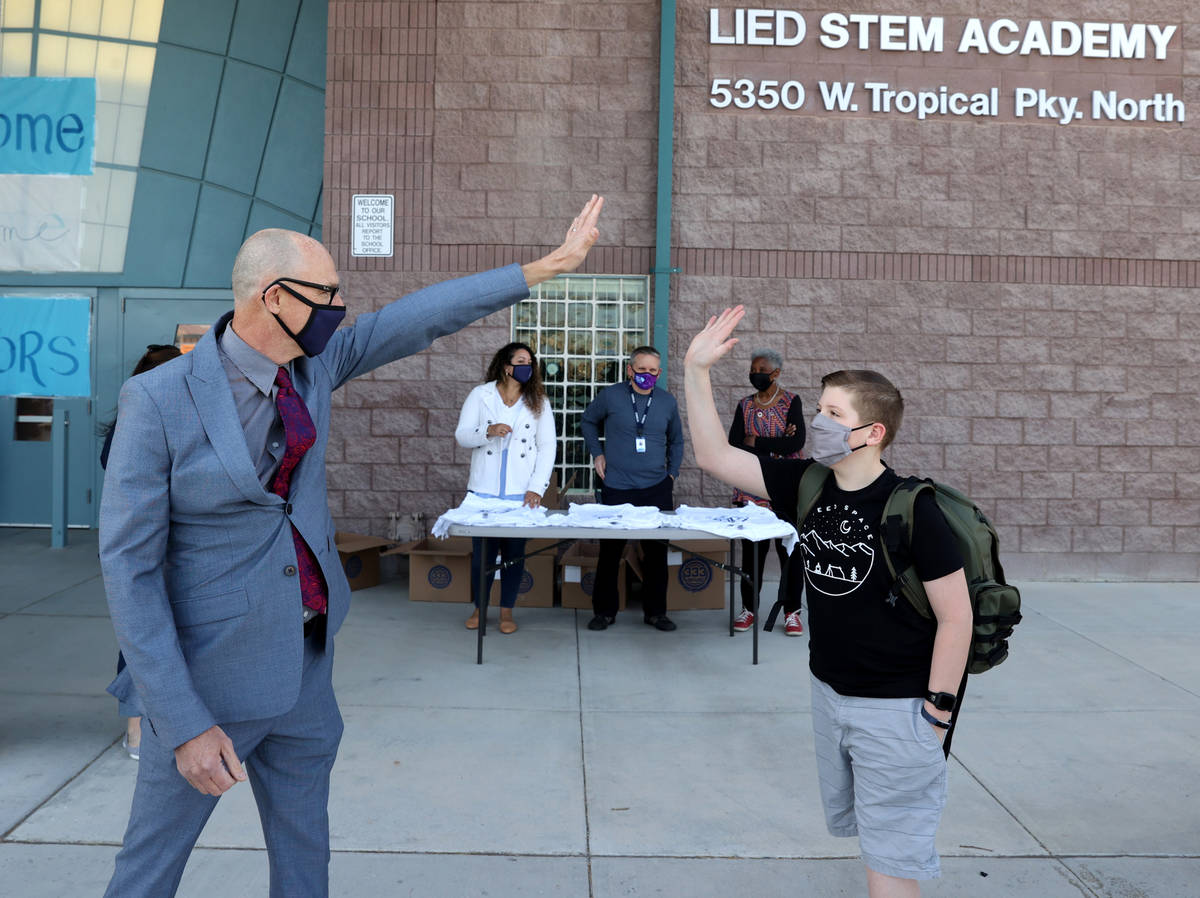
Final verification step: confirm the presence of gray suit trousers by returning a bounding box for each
[105,634,343,898]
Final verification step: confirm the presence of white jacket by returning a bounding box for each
[454,382,556,498]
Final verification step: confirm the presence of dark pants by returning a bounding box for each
[593,476,674,619]
[739,538,803,615]
[470,536,526,609]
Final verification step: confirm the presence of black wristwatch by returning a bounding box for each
[925,690,957,713]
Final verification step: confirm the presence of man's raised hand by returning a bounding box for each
[522,194,605,287]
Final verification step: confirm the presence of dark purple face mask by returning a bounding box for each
[264,278,346,357]
[632,371,657,390]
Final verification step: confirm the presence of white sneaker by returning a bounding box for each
[733,609,754,632]
[784,611,804,637]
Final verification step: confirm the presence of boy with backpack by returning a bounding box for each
[684,306,973,897]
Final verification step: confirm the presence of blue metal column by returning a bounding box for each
[652,0,679,376]
[51,407,70,547]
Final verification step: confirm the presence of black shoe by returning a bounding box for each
[587,614,615,631]
[644,615,677,632]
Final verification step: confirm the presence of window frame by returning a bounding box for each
[512,273,651,496]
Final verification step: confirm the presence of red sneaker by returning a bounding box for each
[733,609,754,632]
[784,611,804,636]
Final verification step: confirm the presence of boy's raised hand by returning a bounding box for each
[684,305,746,371]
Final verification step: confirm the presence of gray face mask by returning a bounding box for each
[808,414,875,466]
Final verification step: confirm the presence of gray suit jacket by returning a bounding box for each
[101,265,529,749]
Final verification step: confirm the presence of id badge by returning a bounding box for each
[635,436,647,453]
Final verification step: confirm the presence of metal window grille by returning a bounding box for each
[513,274,650,495]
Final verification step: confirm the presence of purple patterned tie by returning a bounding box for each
[271,367,327,615]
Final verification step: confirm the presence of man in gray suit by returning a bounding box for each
[100,195,604,897]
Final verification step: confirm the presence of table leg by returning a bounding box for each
[752,539,760,665]
[476,556,491,665]
[728,538,736,636]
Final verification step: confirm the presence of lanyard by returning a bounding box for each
[630,385,653,436]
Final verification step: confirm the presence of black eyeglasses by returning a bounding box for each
[266,277,341,306]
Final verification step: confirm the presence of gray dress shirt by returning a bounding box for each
[218,324,314,617]
[217,324,288,488]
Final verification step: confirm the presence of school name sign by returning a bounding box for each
[706,10,1184,124]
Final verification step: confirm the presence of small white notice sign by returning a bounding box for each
[351,194,394,257]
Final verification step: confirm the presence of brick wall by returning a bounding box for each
[675,276,1200,579]
[325,0,660,539]
[326,1,1199,578]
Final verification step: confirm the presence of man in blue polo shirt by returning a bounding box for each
[581,346,684,632]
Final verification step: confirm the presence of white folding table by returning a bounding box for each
[447,515,775,665]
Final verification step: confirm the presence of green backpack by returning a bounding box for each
[797,463,1022,675]
[797,463,1022,755]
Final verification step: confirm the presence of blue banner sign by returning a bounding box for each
[0,78,95,175]
[0,296,92,396]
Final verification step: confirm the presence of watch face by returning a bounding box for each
[927,691,956,711]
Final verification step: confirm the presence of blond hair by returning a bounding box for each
[820,369,904,449]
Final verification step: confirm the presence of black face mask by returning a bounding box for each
[263,278,346,357]
[749,372,774,392]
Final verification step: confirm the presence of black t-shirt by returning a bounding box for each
[761,458,964,699]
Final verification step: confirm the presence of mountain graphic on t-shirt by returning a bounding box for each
[801,528,875,596]
[801,529,875,561]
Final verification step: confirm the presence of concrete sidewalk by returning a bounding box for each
[1,525,1197,897]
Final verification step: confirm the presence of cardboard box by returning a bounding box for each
[541,470,576,510]
[335,532,393,591]
[399,537,474,602]
[396,536,556,606]
[561,540,626,610]
[666,539,729,610]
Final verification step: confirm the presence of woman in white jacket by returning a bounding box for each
[454,342,557,634]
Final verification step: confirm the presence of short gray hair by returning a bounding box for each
[231,229,310,305]
[629,345,661,366]
[749,348,783,371]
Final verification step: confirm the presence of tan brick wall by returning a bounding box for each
[323,269,519,534]
[326,1,1200,578]
[676,2,1198,259]
[673,275,1200,579]
[325,0,660,538]
[430,0,659,250]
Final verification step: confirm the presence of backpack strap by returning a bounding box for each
[796,462,832,529]
[880,477,936,619]
[883,477,969,760]
[940,669,969,759]
[763,558,799,631]
[761,464,829,633]
[772,463,830,629]
[763,598,784,631]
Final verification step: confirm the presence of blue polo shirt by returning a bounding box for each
[580,381,683,490]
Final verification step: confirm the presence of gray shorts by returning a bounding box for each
[809,674,948,880]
